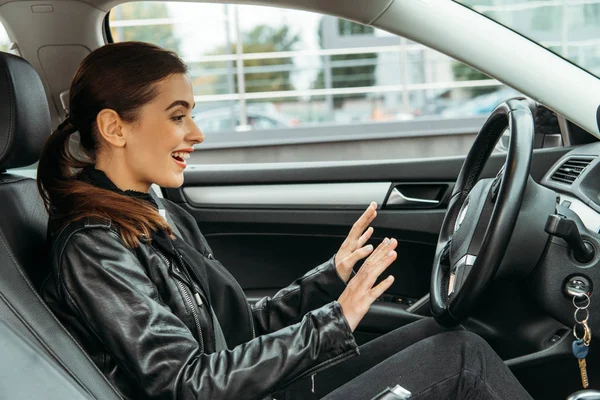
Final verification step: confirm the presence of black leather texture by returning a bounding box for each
[0,51,51,170]
[42,198,359,399]
[0,174,49,289]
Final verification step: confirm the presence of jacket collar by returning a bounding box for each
[78,166,213,299]
[78,166,158,209]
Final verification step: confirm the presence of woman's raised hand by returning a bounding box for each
[334,202,378,283]
[338,237,397,332]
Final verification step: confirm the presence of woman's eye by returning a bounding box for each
[172,115,185,123]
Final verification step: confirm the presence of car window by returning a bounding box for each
[109,2,523,162]
[456,0,600,80]
[0,22,11,53]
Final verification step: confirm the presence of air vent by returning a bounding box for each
[551,157,594,185]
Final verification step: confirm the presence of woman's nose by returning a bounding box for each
[189,119,205,145]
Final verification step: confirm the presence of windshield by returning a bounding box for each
[456,1,600,78]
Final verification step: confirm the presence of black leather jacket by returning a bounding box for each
[41,190,359,399]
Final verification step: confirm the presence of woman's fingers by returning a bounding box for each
[370,275,395,300]
[365,238,397,269]
[358,243,375,259]
[356,226,374,249]
[353,239,397,291]
[344,243,375,266]
[335,205,377,282]
[338,242,397,332]
[347,202,377,241]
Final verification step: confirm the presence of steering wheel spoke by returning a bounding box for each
[491,164,506,203]
[440,238,452,267]
[448,254,476,298]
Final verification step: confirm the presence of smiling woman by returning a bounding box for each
[93,74,204,192]
[31,40,535,400]
[36,42,194,247]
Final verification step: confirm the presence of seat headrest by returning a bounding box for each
[0,52,51,171]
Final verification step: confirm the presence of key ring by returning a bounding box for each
[574,323,586,341]
[573,293,591,309]
[573,320,593,342]
[575,307,590,324]
[584,321,593,345]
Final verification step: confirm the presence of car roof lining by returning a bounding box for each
[0,0,395,23]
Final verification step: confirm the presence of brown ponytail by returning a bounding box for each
[37,42,187,247]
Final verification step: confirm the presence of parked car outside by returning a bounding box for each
[194,103,292,133]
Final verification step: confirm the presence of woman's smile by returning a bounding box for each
[171,148,193,169]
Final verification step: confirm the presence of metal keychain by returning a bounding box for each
[572,293,592,389]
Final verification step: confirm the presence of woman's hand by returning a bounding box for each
[338,238,397,332]
[335,202,378,283]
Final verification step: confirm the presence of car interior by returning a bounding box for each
[0,52,121,399]
[3,0,600,399]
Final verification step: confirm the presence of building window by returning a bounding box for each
[337,19,374,36]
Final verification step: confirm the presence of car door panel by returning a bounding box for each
[182,182,392,209]
[204,232,434,300]
[163,148,569,338]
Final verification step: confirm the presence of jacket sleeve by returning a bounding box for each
[251,257,350,335]
[56,228,358,400]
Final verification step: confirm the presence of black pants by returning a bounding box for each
[281,318,533,400]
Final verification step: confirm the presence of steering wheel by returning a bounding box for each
[430,99,535,327]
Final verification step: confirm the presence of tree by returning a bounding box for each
[110,3,182,54]
[206,24,300,95]
[312,18,378,106]
[451,63,496,97]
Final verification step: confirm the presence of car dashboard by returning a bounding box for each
[541,143,600,233]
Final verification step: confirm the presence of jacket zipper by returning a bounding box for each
[154,247,205,353]
[177,247,257,341]
[176,279,205,354]
[175,251,212,310]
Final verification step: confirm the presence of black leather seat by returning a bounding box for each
[0,51,121,399]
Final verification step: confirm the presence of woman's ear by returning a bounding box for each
[96,109,127,148]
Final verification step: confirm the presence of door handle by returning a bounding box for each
[386,188,440,207]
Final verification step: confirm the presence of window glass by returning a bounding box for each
[0,22,11,53]
[110,3,521,161]
[457,0,600,79]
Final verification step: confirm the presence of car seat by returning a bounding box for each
[0,50,121,399]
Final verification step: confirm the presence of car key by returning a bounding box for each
[572,293,592,389]
[573,336,590,388]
